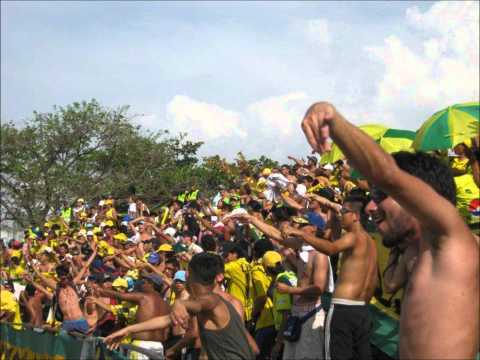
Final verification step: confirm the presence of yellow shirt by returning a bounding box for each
[8,265,25,281]
[98,240,116,257]
[451,157,470,175]
[0,289,22,330]
[272,271,297,330]
[224,257,253,321]
[251,261,274,330]
[454,174,480,225]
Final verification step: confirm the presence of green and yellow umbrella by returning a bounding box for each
[320,125,416,164]
[413,102,479,151]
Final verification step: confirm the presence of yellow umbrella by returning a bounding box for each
[321,125,415,164]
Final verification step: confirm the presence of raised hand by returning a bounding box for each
[301,102,336,154]
[104,327,129,350]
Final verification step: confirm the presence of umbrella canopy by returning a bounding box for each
[413,102,479,151]
[320,125,415,164]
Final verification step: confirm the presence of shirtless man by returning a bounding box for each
[105,253,258,360]
[272,223,333,360]
[92,273,170,357]
[282,192,377,360]
[301,102,479,359]
[55,264,91,333]
[21,274,53,327]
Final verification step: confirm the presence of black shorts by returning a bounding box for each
[324,302,372,360]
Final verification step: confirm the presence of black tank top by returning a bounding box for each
[199,296,255,360]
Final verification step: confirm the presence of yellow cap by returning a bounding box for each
[158,244,173,252]
[114,233,128,242]
[44,222,51,228]
[10,250,22,259]
[105,199,113,206]
[112,278,128,289]
[261,168,272,177]
[77,198,85,203]
[104,220,114,228]
[262,251,282,269]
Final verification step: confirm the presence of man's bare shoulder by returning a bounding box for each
[432,231,479,276]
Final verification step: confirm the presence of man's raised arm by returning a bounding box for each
[302,102,471,245]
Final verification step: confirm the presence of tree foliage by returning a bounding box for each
[1,100,278,227]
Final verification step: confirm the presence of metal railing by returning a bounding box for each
[1,321,164,360]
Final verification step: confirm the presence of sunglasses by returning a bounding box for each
[340,207,353,215]
[370,186,388,205]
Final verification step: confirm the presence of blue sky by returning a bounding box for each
[2,1,478,161]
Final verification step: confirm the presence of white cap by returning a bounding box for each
[99,200,105,206]
[86,231,94,237]
[323,164,334,171]
[163,227,176,237]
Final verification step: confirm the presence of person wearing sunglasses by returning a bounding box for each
[301,102,478,360]
[281,192,377,360]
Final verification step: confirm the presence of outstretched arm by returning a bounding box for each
[282,224,354,256]
[104,315,171,349]
[301,102,473,249]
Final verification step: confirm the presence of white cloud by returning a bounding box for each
[365,1,479,128]
[303,19,331,46]
[247,92,309,136]
[166,95,247,141]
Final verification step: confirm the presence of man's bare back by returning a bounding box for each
[58,286,84,321]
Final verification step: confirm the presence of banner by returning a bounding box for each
[0,323,128,360]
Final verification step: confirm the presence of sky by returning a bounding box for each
[1,1,479,162]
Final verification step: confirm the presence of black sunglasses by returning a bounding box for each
[340,207,353,215]
[370,186,388,205]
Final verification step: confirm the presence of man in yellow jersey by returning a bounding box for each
[222,242,253,321]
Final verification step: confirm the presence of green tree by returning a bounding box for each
[0,100,203,227]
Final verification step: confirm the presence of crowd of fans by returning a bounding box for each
[1,105,479,360]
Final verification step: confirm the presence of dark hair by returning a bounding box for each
[253,239,274,260]
[392,151,456,205]
[223,242,244,258]
[271,206,292,223]
[315,187,335,202]
[26,284,36,297]
[56,265,70,278]
[211,253,225,275]
[201,235,217,252]
[188,253,219,286]
[344,190,369,212]
[248,200,263,213]
[166,257,180,268]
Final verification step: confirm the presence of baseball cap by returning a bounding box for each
[173,270,187,282]
[158,244,173,252]
[143,274,163,287]
[291,216,309,225]
[148,252,161,265]
[163,228,176,238]
[173,243,188,254]
[322,164,334,171]
[86,231,94,237]
[112,278,128,289]
[77,198,85,203]
[262,251,282,269]
[114,233,128,242]
[261,168,272,177]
